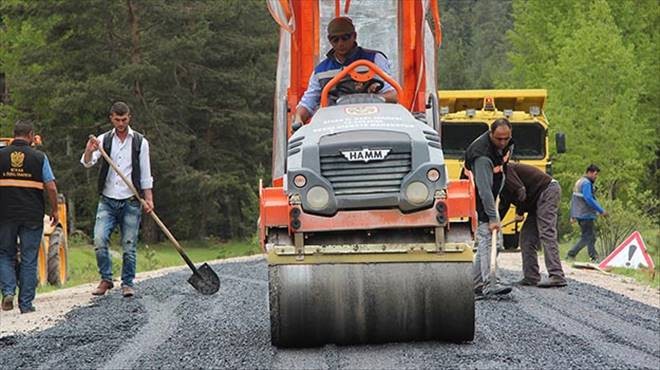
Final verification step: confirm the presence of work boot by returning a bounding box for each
[483,283,512,297]
[515,277,539,286]
[537,275,567,288]
[19,306,36,314]
[121,286,135,298]
[92,280,114,296]
[1,295,14,311]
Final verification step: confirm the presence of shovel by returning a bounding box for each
[489,198,500,283]
[90,135,220,295]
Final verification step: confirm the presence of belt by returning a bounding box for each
[102,194,137,202]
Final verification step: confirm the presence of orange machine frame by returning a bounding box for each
[260,0,476,251]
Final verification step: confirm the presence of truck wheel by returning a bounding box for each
[47,227,67,286]
[503,233,519,250]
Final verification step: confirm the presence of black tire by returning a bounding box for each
[503,233,519,250]
[269,262,474,347]
[47,227,67,285]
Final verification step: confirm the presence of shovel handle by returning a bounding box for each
[489,198,500,280]
[90,135,199,275]
[489,229,498,278]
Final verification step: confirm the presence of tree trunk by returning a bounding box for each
[126,0,157,243]
[126,0,144,99]
[66,195,75,234]
[198,207,208,239]
[141,215,159,244]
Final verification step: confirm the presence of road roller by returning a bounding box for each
[261,0,477,347]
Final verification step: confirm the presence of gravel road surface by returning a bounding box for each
[1,256,658,369]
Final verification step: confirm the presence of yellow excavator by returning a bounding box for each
[0,136,68,286]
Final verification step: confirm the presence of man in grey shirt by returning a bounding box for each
[463,118,514,298]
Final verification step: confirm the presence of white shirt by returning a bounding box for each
[80,127,153,200]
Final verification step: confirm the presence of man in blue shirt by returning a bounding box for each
[0,120,59,313]
[567,164,608,262]
[293,16,398,126]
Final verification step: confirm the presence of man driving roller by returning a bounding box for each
[293,16,398,126]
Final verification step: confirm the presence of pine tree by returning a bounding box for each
[0,0,278,240]
[546,0,650,203]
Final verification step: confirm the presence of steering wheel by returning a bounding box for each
[334,78,384,95]
[321,60,403,107]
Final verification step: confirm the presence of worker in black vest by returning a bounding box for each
[0,120,59,313]
[81,101,154,298]
[464,118,514,299]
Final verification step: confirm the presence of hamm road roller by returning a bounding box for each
[260,0,477,347]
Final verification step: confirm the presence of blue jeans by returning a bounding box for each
[472,221,503,289]
[0,223,43,311]
[93,196,142,287]
[568,219,598,260]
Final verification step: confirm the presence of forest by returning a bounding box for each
[1,0,657,248]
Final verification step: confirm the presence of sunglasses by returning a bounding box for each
[328,33,354,43]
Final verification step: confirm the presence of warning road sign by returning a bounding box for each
[598,231,655,270]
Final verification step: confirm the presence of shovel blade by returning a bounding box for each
[187,263,220,295]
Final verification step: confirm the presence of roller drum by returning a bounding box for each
[269,262,474,347]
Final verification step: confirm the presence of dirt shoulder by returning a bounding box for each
[498,252,659,308]
[1,253,658,337]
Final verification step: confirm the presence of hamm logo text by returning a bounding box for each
[341,149,391,163]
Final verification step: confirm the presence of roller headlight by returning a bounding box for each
[293,174,307,188]
[426,168,440,182]
[306,186,330,210]
[405,181,429,205]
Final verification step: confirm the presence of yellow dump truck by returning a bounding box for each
[438,89,563,249]
[0,137,69,286]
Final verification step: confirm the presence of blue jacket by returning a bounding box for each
[297,45,394,113]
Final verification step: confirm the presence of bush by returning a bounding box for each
[595,198,654,259]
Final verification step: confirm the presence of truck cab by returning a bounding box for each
[439,89,553,248]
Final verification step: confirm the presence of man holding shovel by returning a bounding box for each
[464,118,513,299]
[81,101,153,297]
[498,163,566,288]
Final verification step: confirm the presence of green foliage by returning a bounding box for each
[500,0,585,88]
[1,0,278,240]
[142,244,160,271]
[438,0,513,89]
[548,0,649,202]
[504,0,659,238]
[595,198,655,259]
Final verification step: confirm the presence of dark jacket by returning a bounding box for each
[464,132,512,222]
[0,139,46,225]
[499,163,552,216]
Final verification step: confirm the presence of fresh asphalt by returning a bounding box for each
[0,257,658,369]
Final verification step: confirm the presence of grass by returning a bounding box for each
[558,227,660,289]
[37,239,261,293]
[36,228,660,292]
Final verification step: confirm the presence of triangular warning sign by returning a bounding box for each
[599,231,655,270]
